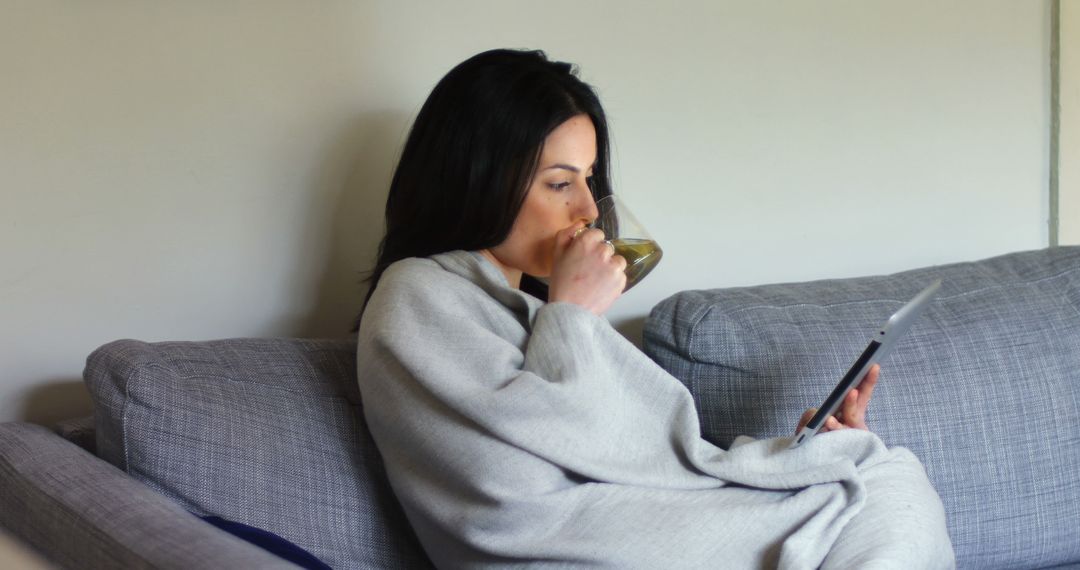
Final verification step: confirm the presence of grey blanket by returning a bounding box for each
[357,250,954,569]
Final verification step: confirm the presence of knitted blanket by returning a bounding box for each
[357,250,954,569]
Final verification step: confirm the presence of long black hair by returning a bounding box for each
[353,48,614,330]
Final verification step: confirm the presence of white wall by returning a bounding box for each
[1061,0,1080,245]
[0,1,1051,423]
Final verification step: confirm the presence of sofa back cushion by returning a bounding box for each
[643,246,1080,570]
[85,337,432,569]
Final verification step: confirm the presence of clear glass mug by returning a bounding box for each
[589,195,663,292]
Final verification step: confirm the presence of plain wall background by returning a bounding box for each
[1061,0,1080,244]
[0,1,1054,423]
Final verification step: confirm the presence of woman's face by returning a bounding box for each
[487,114,600,282]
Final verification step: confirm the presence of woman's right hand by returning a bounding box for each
[796,364,880,434]
[547,223,627,315]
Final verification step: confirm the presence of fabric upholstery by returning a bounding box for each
[83,336,431,570]
[55,414,95,454]
[0,421,297,569]
[643,246,1080,569]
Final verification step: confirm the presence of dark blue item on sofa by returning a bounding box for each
[200,515,330,570]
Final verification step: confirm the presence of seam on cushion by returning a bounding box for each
[1063,288,1080,321]
[138,362,350,399]
[920,264,1080,302]
[683,264,1080,362]
[705,266,1080,318]
[684,306,716,364]
[120,365,137,473]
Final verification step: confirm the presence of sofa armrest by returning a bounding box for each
[0,422,299,569]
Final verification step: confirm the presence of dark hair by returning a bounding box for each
[352,48,613,330]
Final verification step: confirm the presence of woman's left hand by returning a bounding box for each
[796,364,880,433]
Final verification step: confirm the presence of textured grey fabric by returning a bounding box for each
[356,250,954,569]
[83,336,431,569]
[643,246,1080,570]
[0,421,298,569]
[55,414,96,454]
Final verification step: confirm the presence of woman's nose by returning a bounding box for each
[577,184,599,224]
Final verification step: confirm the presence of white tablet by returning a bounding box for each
[789,279,942,449]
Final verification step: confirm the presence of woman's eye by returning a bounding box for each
[548,182,571,190]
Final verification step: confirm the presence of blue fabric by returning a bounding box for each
[200,515,331,570]
[643,246,1080,569]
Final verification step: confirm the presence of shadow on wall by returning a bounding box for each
[612,316,647,349]
[20,379,93,426]
[286,111,411,338]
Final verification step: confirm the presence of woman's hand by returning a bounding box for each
[547,223,627,315]
[796,364,880,433]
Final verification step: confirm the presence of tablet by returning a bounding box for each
[789,279,942,449]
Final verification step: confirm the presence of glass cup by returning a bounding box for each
[589,195,663,292]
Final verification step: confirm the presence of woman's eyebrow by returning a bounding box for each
[542,161,597,173]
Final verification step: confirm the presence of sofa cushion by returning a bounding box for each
[643,246,1080,570]
[84,337,432,569]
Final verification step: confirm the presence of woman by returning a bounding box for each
[356,49,954,569]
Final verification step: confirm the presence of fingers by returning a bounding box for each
[799,408,846,434]
[568,227,623,267]
[610,245,627,271]
[806,366,882,436]
[838,364,879,430]
[555,223,589,255]
[797,408,816,433]
[841,389,863,430]
[857,364,879,410]
[548,225,626,315]
[574,227,607,247]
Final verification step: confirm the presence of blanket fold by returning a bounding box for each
[357,250,954,569]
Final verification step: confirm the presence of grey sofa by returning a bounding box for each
[644,246,1080,569]
[0,246,1077,569]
